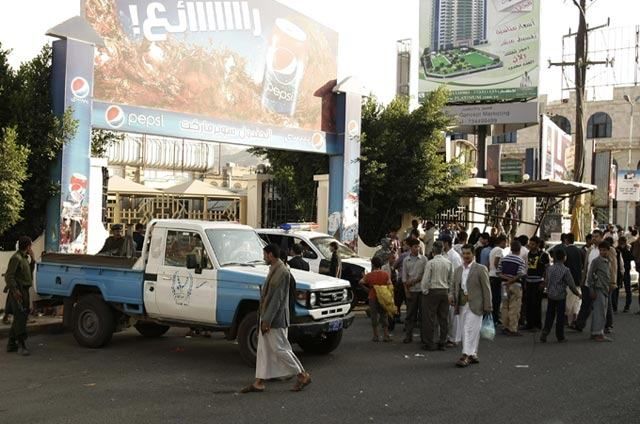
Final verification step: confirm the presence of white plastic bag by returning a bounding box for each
[480,314,496,341]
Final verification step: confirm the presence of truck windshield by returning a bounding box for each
[205,229,265,267]
[311,237,358,260]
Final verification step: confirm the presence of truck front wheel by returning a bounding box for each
[72,295,115,348]
[297,330,343,355]
[237,310,259,366]
[134,321,170,338]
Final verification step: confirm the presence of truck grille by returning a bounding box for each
[318,289,347,307]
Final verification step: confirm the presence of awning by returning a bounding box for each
[163,180,242,198]
[107,175,161,195]
[455,179,596,200]
[454,179,597,235]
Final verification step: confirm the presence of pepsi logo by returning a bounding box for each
[70,77,90,99]
[347,120,359,138]
[311,133,325,150]
[105,105,125,129]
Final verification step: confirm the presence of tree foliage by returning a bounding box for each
[248,148,329,222]
[247,88,466,244]
[92,128,124,158]
[359,88,466,245]
[0,43,77,249]
[0,128,29,234]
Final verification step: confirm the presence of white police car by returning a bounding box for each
[256,224,371,304]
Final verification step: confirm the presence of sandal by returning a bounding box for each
[455,355,471,368]
[239,384,265,394]
[291,374,312,392]
[372,336,380,342]
[382,336,392,343]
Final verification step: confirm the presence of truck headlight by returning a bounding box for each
[342,288,349,301]
[309,292,317,307]
[295,290,308,307]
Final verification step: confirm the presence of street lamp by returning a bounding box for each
[622,94,640,230]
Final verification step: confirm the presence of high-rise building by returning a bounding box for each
[430,0,487,52]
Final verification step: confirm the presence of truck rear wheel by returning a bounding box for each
[298,330,343,355]
[237,310,259,366]
[134,321,170,338]
[72,295,115,348]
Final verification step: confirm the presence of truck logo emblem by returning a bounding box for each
[331,293,339,301]
[171,272,193,306]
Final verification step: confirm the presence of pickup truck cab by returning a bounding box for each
[256,225,371,304]
[36,220,354,365]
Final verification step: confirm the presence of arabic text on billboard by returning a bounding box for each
[84,0,338,140]
[418,0,540,103]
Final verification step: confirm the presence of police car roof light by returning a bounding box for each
[279,223,319,232]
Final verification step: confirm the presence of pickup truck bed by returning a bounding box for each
[37,253,144,313]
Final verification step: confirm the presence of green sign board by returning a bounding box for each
[501,159,522,183]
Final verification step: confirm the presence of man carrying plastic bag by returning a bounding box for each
[452,244,493,368]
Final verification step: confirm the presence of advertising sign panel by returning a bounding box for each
[592,151,611,208]
[84,0,338,146]
[418,0,540,103]
[616,169,640,202]
[46,39,95,254]
[445,102,538,126]
[540,115,573,180]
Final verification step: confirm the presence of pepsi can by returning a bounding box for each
[261,18,307,117]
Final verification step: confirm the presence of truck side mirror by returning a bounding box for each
[319,259,330,275]
[303,250,317,260]
[186,254,198,270]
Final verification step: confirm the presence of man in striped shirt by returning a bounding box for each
[497,241,527,336]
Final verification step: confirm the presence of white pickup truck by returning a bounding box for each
[36,220,354,365]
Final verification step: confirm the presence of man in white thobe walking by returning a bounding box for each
[452,244,493,367]
[240,244,311,393]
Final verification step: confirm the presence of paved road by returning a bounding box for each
[1,306,640,424]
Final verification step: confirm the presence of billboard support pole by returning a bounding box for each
[477,125,488,178]
[328,89,362,249]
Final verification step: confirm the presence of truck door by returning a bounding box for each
[143,226,166,317]
[156,230,217,324]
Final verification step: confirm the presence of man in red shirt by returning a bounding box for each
[360,256,392,342]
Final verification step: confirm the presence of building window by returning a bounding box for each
[550,115,572,134]
[450,132,468,140]
[492,131,517,144]
[587,112,612,138]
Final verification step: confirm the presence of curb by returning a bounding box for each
[0,319,65,339]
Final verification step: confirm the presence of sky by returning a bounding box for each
[1,0,639,104]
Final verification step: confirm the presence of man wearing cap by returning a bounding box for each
[5,236,35,355]
[98,224,135,257]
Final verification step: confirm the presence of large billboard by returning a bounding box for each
[418,0,539,103]
[84,0,338,149]
[540,115,573,180]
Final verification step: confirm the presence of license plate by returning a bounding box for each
[328,319,343,332]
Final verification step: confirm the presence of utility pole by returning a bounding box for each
[548,0,613,238]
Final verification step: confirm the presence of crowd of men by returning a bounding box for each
[360,220,640,367]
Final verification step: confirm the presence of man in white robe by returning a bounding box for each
[452,244,493,367]
[240,244,311,393]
